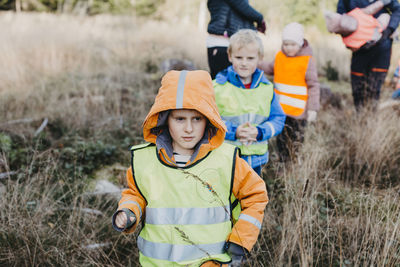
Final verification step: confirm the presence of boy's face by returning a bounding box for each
[282,40,301,57]
[228,42,261,85]
[168,109,207,156]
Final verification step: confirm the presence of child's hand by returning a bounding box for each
[236,122,258,145]
[115,211,135,229]
[307,110,317,122]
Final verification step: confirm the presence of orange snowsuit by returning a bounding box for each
[342,8,383,49]
[116,70,268,265]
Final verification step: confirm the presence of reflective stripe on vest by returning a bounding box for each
[145,205,230,225]
[132,143,237,266]
[138,237,226,263]
[342,8,382,49]
[213,81,274,156]
[274,51,310,117]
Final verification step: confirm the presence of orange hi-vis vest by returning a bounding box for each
[273,51,310,117]
[342,8,382,49]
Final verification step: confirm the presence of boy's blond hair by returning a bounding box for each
[228,29,264,57]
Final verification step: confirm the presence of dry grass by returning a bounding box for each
[253,103,400,266]
[1,12,400,266]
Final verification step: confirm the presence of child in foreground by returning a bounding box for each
[213,29,286,175]
[258,22,320,162]
[112,70,268,266]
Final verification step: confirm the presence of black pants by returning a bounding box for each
[276,117,307,163]
[351,71,387,110]
[207,46,231,79]
[350,39,392,110]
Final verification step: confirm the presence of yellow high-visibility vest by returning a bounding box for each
[132,143,239,266]
[213,81,274,156]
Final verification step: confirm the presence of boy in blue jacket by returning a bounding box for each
[213,29,286,175]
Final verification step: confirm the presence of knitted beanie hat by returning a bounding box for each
[282,22,304,46]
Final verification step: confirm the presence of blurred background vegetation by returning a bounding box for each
[0,0,336,25]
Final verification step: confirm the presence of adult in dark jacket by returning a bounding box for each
[207,0,266,79]
[337,0,400,110]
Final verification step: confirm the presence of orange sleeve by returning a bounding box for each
[117,167,147,233]
[228,155,269,251]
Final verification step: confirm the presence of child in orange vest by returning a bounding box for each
[258,22,320,163]
[324,0,391,51]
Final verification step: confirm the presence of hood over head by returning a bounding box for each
[142,70,227,164]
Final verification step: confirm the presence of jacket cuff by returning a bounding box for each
[256,127,263,141]
[112,208,136,232]
[226,242,248,256]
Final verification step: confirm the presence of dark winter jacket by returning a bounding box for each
[207,0,264,37]
[337,0,400,32]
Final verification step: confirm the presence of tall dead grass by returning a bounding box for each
[0,12,206,130]
[254,104,400,266]
[0,149,139,266]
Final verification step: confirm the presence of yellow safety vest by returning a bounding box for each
[274,51,310,117]
[213,81,274,156]
[132,143,240,266]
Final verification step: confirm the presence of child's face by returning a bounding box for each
[228,42,261,85]
[282,40,301,57]
[168,109,207,156]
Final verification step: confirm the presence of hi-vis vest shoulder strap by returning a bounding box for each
[342,8,382,49]
[213,81,274,156]
[131,143,239,266]
[274,51,310,117]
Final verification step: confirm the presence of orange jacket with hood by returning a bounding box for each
[115,70,268,259]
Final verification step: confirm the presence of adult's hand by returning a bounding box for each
[257,20,267,34]
[381,27,394,40]
[361,27,393,50]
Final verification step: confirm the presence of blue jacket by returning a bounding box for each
[337,0,400,31]
[215,66,286,167]
[207,0,263,37]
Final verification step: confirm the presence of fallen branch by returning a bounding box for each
[0,171,17,179]
[0,118,33,126]
[58,207,103,216]
[82,242,112,250]
[34,118,48,136]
